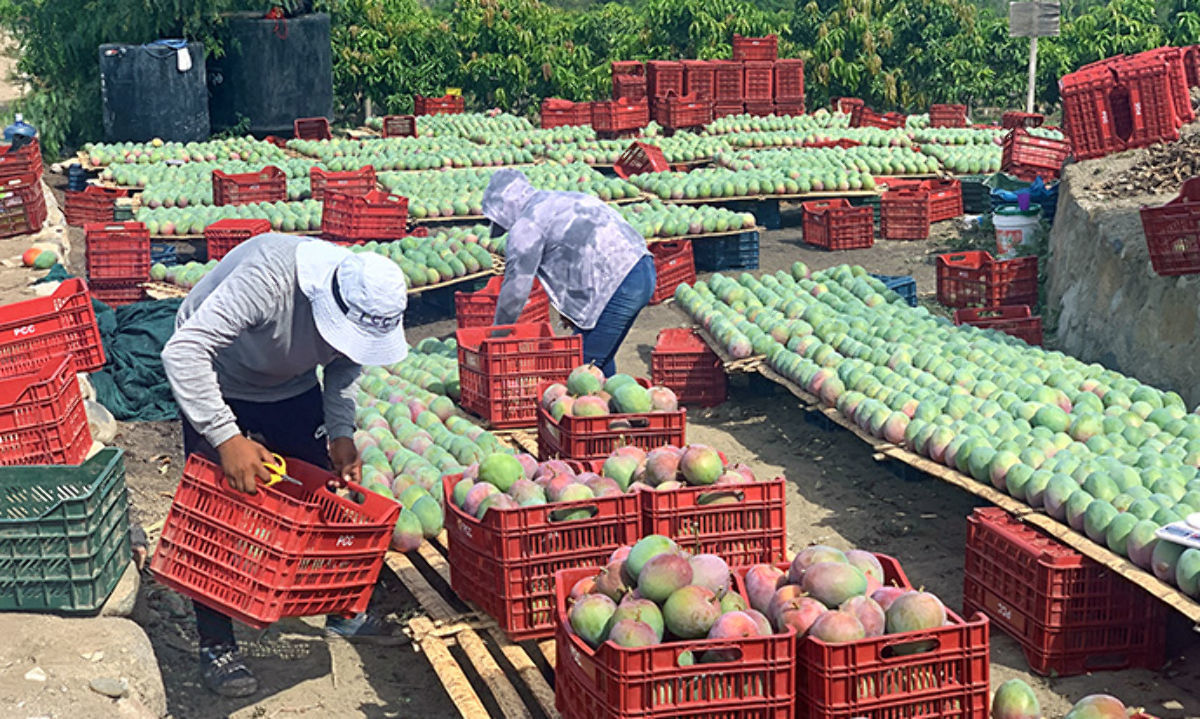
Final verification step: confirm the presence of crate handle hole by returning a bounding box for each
[880,636,941,659]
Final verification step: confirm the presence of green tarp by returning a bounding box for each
[90,297,183,422]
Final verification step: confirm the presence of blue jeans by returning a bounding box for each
[579,254,656,376]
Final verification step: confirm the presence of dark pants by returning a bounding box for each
[579,254,656,376]
[183,385,329,649]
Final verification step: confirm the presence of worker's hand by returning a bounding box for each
[329,436,362,486]
[215,435,274,494]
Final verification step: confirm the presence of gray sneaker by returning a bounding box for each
[324,611,408,646]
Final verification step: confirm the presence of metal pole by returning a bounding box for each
[1027,35,1038,113]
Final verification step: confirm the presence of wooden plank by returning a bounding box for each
[456,629,533,719]
[495,429,539,455]
[645,226,763,245]
[409,616,490,719]
[537,639,556,671]
[483,627,560,719]
[671,307,763,374]
[416,539,454,587]
[666,190,878,204]
[408,267,498,297]
[387,551,462,623]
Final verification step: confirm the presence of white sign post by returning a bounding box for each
[1009,1,1061,113]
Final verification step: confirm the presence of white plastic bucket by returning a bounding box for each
[994,205,1041,255]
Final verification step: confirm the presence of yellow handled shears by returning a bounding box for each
[262,454,303,487]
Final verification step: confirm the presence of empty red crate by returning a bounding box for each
[881,189,931,240]
[714,102,745,119]
[924,178,964,221]
[836,97,865,115]
[851,105,903,130]
[1002,111,1045,129]
[1137,46,1195,125]
[712,60,744,102]
[611,60,645,77]
[774,101,804,116]
[936,250,1039,308]
[745,101,776,117]
[1141,177,1200,276]
[0,138,42,183]
[88,281,144,308]
[321,190,408,241]
[802,198,874,250]
[1002,129,1071,182]
[85,222,150,282]
[555,565,795,719]
[541,98,591,129]
[954,305,1043,345]
[0,278,105,374]
[1113,56,1181,150]
[444,475,639,640]
[651,328,727,408]
[64,186,128,225]
[614,142,669,179]
[930,103,968,128]
[414,94,464,115]
[0,354,91,466]
[641,478,786,565]
[537,379,686,460]
[1187,46,1200,87]
[592,100,649,134]
[310,165,376,201]
[151,454,397,629]
[0,175,46,238]
[963,507,1165,676]
[743,60,774,102]
[732,33,778,62]
[681,60,715,99]
[212,166,286,206]
[774,58,805,102]
[293,116,331,140]
[204,218,273,261]
[381,114,417,138]
[456,323,582,429]
[1059,66,1126,160]
[454,276,550,329]
[646,61,684,98]
[612,74,647,102]
[649,241,695,305]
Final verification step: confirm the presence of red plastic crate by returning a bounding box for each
[773,101,804,117]
[650,328,727,408]
[611,60,645,77]
[1187,46,1200,87]
[0,138,42,182]
[592,100,649,134]
[641,478,786,565]
[1113,57,1181,150]
[745,101,776,117]
[802,198,874,250]
[84,222,150,282]
[743,60,774,102]
[456,323,582,429]
[310,165,376,201]
[541,98,592,129]
[1001,129,1071,182]
[444,475,639,640]
[1141,177,1200,276]
[88,281,144,308]
[536,379,687,460]
[414,94,464,116]
[954,305,1043,345]
[652,93,712,130]
[1137,46,1195,125]
[836,97,865,115]
[614,142,669,179]
[64,186,128,226]
[212,166,286,206]
[682,60,716,99]
[713,102,745,119]
[555,565,795,719]
[321,190,408,241]
[649,241,695,305]
[454,275,550,329]
[204,218,273,261]
[923,178,964,222]
[732,33,778,62]
[646,61,684,99]
[380,114,417,138]
[1002,111,1045,129]
[774,58,805,102]
[0,175,46,238]
[1059,66,1126,161]
[936,250,1039,308]
[0,278,105,374]
[712,60,745,102]
[881,189,931,240]
[0,354,91,466]
[851,105,903,130]
[151,454,397,629]
[963,507,1165,676]
[293,116,331,140]
[930,103,968,128]
[612,74,647,102]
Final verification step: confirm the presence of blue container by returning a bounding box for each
[693,231,759,271]
[4,114,36,143]
[870,273,917,307]
[150,243,178,266]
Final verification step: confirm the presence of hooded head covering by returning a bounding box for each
[482,169,537,231]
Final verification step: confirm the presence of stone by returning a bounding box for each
[89,676,129,698]
[100,561,139,618]
[24,666,47,682]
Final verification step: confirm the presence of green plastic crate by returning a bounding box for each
[958,174,992,214]
[0,448,132,612]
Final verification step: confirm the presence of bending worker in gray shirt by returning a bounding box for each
[162,233,410,697]
[484,168,656,375]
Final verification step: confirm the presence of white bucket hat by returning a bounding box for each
[295,240,409,366]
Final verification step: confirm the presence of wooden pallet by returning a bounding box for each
[495,428,539,455]
[668,305,763,374]
[387,532,559,719]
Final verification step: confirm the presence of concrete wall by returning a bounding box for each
[1046,161,1200,407]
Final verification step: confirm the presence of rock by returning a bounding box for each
[89,676,129,698]
[85,399,117,443]
[24,666,47,682]
[100,561,139,618]
[159,591,188,619]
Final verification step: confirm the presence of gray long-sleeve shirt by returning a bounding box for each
[161,233,359,449]
[483,169,649,330]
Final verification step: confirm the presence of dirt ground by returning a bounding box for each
[2,192,1198,718]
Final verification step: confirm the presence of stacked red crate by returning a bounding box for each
[612,74,646,101]
[645,61,684,99]
[732,34,778,61]
[1060,65,1125,160]
[1113,55,1181,150]
[85,222,149,306]
[652,93,713,130]
[931,103,968,128]
[712,60,744,103]
[414,94,464,116]
[681,60,715,99]
[743,61,774,102]
[592,100,649,135]
[1136,46,1195,125]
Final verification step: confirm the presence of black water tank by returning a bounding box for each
[99,41,209,142]
[209,12,333,135]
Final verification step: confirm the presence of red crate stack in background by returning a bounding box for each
[0,138,43,183]
[310,166,376,201]
[1113,55,1180,150]
[320,190,408,241]
[646,61,684,100]
[611,60,644,77]
[414,94,464,115]
[774,58,804,104]
[651,328,727,408]
[802,199,874,250]
[64,186,128,226]
[592,99,649,135]
[212,166,287,206]
[881,188,932,240]
[380,115,417,138]
[954,306,1044,345]
[732,33,778,62]
[652,93,713,130]
[293,117,331,140]
[612,74,646,101]
[0,354,93,466]
[85,222,150,306]
[0,174,47,238]
[1060,64,1125,160]
[648,241,695,305]
[205,218,272,261]
[1002,129,1072,181]
[930,103,968,128]
[1139,46,1195,125]
[682,60,715,99]
[743,61,775,102]
[924,178,964,222]
[712,60,745,103]
[936,250,1039,308]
